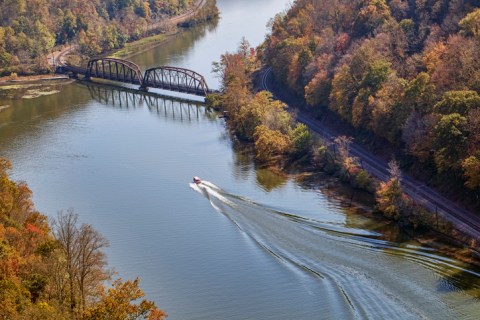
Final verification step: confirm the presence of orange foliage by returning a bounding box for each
[263,0,480,196]
[84,278,167,320]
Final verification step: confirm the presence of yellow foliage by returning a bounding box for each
[462,156,480,189]
[459,8,480,37]
[254,125,292,162]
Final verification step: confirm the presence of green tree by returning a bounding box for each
[459,8,480,38]
[462,155,480,190]
[233,91,291,141]
[330,64,357,122]
[58,9,77,44]
[434,113,469,172]
[352,0,391,37]
[434,91,480,116]
[352,59,393,128]
[33,20,55,56]
[290,123,313,157]
[403,72,436,114]
[370,73,407,143]
[78,29,102,56]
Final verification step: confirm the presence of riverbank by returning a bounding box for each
[254,69,480,265]
[1,1,219,90]
[109,0,218,60]
[229,125,480,266]
[208,46,480,267]
[109,34,171,60]
[0,74,70,86]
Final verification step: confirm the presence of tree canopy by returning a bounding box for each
[0,158,166,319]
[263,0,480,197]
[0,0,196,75]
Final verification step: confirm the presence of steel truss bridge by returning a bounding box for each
[58,57,214,97]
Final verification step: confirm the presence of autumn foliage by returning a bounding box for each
[84,278,166,320]
[263,0,480,206]
[212,39,315,165]
[0,158,166,319]
[0,0,199,75]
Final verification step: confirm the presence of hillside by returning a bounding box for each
[0,0,197,75]
[263,0,480,209]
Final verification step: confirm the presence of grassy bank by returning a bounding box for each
[109,0,218,60]
[109,33,170,60]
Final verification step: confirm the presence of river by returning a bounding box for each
[1,0,480,319]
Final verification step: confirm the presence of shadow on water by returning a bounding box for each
[440,267,480,298]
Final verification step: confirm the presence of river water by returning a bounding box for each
[1,0,480,319]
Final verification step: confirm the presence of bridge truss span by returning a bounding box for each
[59,58,213,97]
[86,58,144,85]
[142,66,210,96]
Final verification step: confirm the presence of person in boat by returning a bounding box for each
[193,176,202,184]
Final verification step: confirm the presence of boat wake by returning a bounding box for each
[191,180,480,319]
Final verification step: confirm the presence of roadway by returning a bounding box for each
[260,67,480,242]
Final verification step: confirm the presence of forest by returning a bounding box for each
[0,158,166,319]
[0,0,196,75]
[212,39,443,234]
[261,0,480,209]
[210,38,313,164]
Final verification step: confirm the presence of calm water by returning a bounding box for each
[1,1,480,319]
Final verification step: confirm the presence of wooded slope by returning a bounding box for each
[264,0,480,206]
[0,0,195,74]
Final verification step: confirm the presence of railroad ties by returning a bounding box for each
[58,57,213,97]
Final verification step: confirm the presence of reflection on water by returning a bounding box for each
[131,17,219,71]
[255,168,288,192]
[2,0,480,317]
[84,83,218,123]
[192,180,480,319]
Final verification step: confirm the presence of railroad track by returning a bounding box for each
[261,67,480,241]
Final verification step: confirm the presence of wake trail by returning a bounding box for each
[191,181,480,320]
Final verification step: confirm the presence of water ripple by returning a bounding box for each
[192,180,480,319]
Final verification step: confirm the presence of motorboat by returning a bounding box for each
[193,176,202,184]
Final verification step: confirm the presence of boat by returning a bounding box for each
[193,176,202,184]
